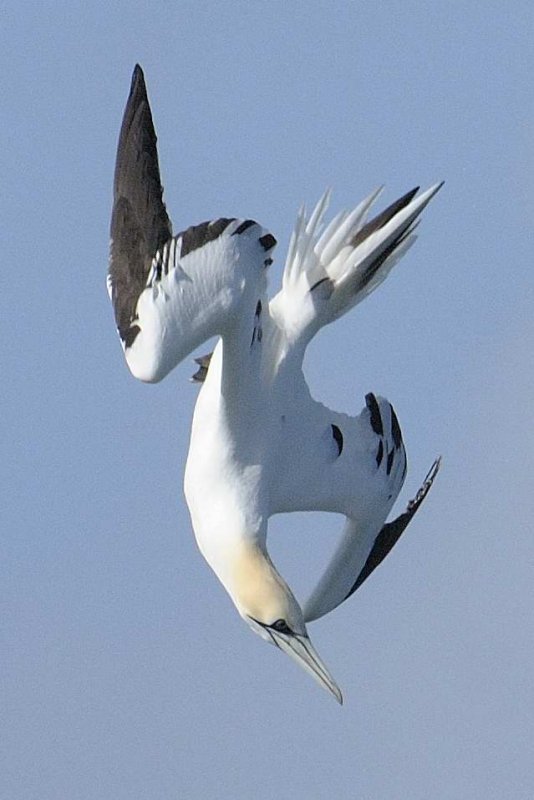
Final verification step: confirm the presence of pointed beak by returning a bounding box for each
[271,630,343,705]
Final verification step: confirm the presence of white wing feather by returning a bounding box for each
[269,183,443,357]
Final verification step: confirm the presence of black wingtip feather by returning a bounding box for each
[390,405,403,449]
[109,66,172,347]
[344,456,442,600]
[365,393,383,436]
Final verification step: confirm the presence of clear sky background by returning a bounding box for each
[2,2,533,798]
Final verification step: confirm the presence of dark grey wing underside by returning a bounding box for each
[109,64,172,347]
[344,456,442,600]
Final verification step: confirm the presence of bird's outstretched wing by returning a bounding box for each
[108,65,276,383]
[269,183,443,366]
[108,65,173,351]
[264,184,442,619]
[303,456,441,622]
[268,383,439,622]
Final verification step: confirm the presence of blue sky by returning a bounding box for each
[2,2,533,798]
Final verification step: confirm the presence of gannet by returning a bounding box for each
[108,65,442,704]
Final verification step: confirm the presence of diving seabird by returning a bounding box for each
[108,65,442,703]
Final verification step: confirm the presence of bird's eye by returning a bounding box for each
[271,619,293,635]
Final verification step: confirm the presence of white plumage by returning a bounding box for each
[108,65,442,703]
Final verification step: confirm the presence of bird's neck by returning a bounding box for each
[185,279,272,564]
[204,536,286,622]
[215,281,270,436]
[231,540,286,619]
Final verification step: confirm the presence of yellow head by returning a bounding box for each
[227,541,342,704]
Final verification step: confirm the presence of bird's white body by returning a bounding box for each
[108,66,442,703]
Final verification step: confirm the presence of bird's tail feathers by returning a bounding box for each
[273,183,443,348]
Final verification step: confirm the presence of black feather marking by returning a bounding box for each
[386,448,395,475]
[251,300,263,347]
[123,324,141,349]
[331,424,343,456]
[376,439,384,467]
[352,224,415,298]
[351,187,419,247]
[390,405,403,449]
[343,457,442,599]
[365,393,383,436]
[259,233,277,251]
[310,276,334,292]
[232,219,256,235]
[180,218,236,258]
[346,184,444,304]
